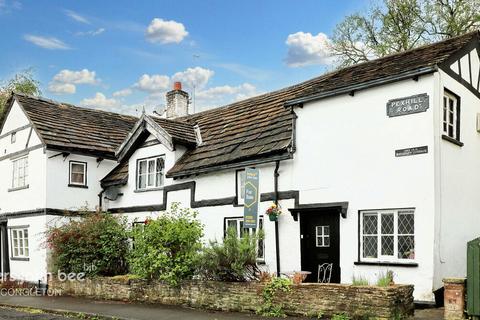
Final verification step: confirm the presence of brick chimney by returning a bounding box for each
[165,82,189,119]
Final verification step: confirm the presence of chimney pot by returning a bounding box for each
[174,81,182,91]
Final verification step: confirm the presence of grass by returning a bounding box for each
[376,271,394,287]
[351,275,370,286]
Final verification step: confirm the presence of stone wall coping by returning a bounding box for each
[443,277,466,284]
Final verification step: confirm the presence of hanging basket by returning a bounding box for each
[268,214,278,222]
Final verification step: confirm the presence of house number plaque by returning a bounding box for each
[387,93,429,117]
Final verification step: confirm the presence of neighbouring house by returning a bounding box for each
[1,31,480,303]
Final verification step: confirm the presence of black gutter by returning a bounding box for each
[274,160,281,276]
[284,66,437,107]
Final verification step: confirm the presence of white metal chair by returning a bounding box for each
[317,263,333,283]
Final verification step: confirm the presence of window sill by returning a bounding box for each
[68,184,88,189]
[10,257,29,261]
[134,187,164,193]
[442,135,464,147]
[8,185,29,192]
[354,261,418,267]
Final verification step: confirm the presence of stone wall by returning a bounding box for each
[49,276,414,319]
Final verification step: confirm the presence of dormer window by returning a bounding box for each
[137,155,165,190]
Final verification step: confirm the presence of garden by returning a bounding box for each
[45,203,414,320]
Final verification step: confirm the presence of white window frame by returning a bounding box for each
[236,170,246,205]
[360,209,415,263]
[69,161,87,186]
[10,228,29,258]
[225,216,265,262]
[11,156,28,189]
[316,225,330,247]
[136,155,165,190]
[443,91,459,140]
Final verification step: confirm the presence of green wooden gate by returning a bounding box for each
[467,237,480,318]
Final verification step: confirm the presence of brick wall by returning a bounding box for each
[49,277,414,319]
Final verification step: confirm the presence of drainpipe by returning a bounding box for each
[98,190,104,212]
[274,161,281,276]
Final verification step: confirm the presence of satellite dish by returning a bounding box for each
[105,186,120,201]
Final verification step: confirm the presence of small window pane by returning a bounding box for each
[363,214,377,235]
[363,236,378,258]
[398,213,414,234]
[139,161,147,174]
[381,213,394,234]
[398,236,415,259]
[381,236,394,256]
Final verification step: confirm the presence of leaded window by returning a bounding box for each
[11,228,29,258]
[360,209,415,262]
[443,91,460,141]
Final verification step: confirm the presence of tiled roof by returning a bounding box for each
[167,31,479,177]
[9,93,138,158]
[151,117,197,145]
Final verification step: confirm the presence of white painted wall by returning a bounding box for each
[0,101,47,214]
[7,215,48,282]
[45,150,116,211]
[104,136,187,210]
[433,68,480,290]
[109,75,437,301]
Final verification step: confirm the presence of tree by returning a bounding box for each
[0,69,41,116]
[331,0,480,68]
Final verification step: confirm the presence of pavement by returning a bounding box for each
[0,296,272,320]
[0,296,445,320]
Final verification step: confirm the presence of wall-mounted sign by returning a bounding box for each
[387,93,429,117]
[395,146,428,157]
[243,168,259,229]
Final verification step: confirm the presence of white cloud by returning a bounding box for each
[48,69,98,95]
[113,88,133,97]
[196,83,259,110]
[48,82,76,94]
[65,9,90,24]
[0,0,21,13]
[172,67,214,90]
[80,92,118,108]
[285,32,333,67]
[23,35,70,50]
[53,69,98,84]
[134,74,170,93]
[76,28,105,36]
[145,18,188,44]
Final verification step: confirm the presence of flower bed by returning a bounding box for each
[49,276,414,319]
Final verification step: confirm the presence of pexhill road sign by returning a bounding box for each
[244,168,259,229]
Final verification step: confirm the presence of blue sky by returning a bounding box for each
[0,0,368,115]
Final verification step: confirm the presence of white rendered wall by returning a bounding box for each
[45,150,116,211]
[433,69,480,290]
[295,76,436,301]
[109,76,437,301]
[104,136,186,210]
[7,215,48,283]
[0,101,47,214]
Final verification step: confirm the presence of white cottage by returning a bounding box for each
[1,31,480,303]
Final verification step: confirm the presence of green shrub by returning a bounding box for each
[196,227,263,282]
[351,275,370,286]
[128,203,203,286]
[46,213,129,276]
[257,277,293,317]
[376,270,394,287]
[331,313,350,320]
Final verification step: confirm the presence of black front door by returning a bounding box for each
[300,209,340,283]
[0,222,9,276]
